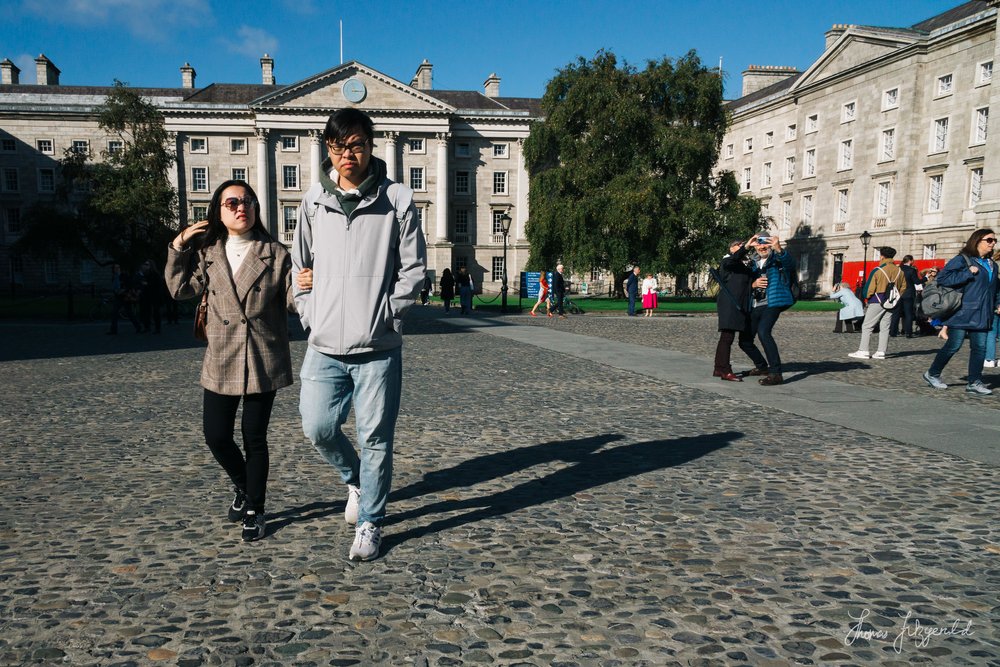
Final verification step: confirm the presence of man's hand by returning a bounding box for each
[297,268,313,291]
[753,277,768,289]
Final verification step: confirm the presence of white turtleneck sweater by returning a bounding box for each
[225,231,253,275]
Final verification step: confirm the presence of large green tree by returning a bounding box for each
[523,50,760,291]
[16,81,177,270]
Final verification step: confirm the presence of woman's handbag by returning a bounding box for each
[193,290,208,341]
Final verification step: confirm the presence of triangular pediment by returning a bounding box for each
[793,29,920,90]
[251,61,453,113]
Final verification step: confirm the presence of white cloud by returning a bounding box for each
[18,0,213,40]
[221,26,279,59]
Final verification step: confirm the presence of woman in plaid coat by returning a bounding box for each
[165,180,295,542]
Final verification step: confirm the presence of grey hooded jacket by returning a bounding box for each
[291,157,427,355]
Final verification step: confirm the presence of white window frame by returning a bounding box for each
[282,165,299,190]
[780,199,792,232]
[801,193,813,225]
[230,138,248,154]
[409,138,425,154]
[189,137,208,154]
[107,140,123,156]
[841,100,857,124]
[928,174,944,212]
[936,73,953,97]
[455,142,471,158]
[972,107,988,145]
[882,86,899,111]
[71,139,90,156]
[36,139,54,155]
[932,117,949,153]
[741,166,751,191]
[191,166,208,192]
[880,128,895,162]
[763,131,773,148]
[725,143,734,159]
[231,167,247,182]
[805,114,818,133]
[978,60,993,87]
[454,170,470,195]
[491,256,504,282]
[743,137,753,153]
[410,166,425,192]
[282,204,298,240]
[761,162,772,188]
[875,180,892,217]
[839,140,853,170]
[785,124,797,141]
[493,170,508,195]
[493,143,509,158]
[37,167,55,193]
[923,244,937,260]
[784,156,795,183]
[970,167,984,208]
[836,189,850,223]
[804,148,816,178]
[3,167,19,192]
[280,135,299,152]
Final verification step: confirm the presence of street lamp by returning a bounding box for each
[499,212,512,312]
[860,230,872,294]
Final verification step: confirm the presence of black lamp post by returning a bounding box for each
[860,230,872,293]
[500,213,512,312]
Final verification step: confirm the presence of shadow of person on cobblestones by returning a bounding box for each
[390,433,623,504]
[265,500,342,535]
[778,360,871,383]
[380,431,740,555]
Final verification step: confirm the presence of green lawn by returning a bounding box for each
[464,294,841,313]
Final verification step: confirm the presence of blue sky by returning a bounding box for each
[1,0,965,100]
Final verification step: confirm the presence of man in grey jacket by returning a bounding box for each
[292,108,427,561]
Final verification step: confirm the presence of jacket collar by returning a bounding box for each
[204,229,275,306]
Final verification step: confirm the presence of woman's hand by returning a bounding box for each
[297,268,314,291]
[970,265,980,274]
[172,220,208,251]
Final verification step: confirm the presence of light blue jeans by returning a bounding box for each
[300,346,402,526]
[986,314,1000,362]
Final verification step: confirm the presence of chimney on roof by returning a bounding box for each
[180,62,196,89]
[741,64,798,97]
[411,59,432,90]
[825,23,853,50]
[483,73,501,98]
[1,59,20,85]
[35,54,59,86]
[261,53,275,85]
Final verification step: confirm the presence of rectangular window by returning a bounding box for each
[6,208,22,233]
[841,101,856,123]
[883,87,899,110]
[72,140,89,155]
[281,136,298,151]
[806,114,818,133]
[974,107,989,144]
[837,189,849,222]
[190,137,207,153]
[409,138,425,154]
[761,162,772,188]
[283,205,297,233]
[282,165,299,190]
[786,124,797,141]
[230,138,247,154]
[781,199,792,231]
[839,140,853,170]
[455,142,471,158]
[876,181,892,216]
[3,168,19,192]
[492,256,504,282]
[454,170,470,194]
[937,73,953,96]
[980,61,993,85]
[933,118,949,152]
[804,148,816,177]
[928,174,944,212]
[798,253,809,282]
[970,167,984,207]
[38,168,55,192]
[410,167,425,191]
[725,143,734,159]
[107,140,123,156]
[784,156,795,182]
[763,131,773,147]
[455,209,469,235]
[493,171,508,195]
[80,260,95,284]
[1,138,15,151]
[493,143,509,158]
[741,166,751,191]
[192,205,208,220]
[492,210,508,235]
[744,137,753,153]
[880,128,895,161]
[414,206,424,229]
[37,139,54,154]
[191,167,208,192]
[232,167,247,181]
[802,194,813,225]
[923,244,937,260]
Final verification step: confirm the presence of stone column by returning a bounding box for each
[516,138,528,240]
[255,129,272,235]
[384,131,399,183]
[435,133,449,241]
[975,1,1000,228]
[309,130,323,186]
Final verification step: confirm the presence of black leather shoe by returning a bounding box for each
[744,367,768,377]
[720,372,743,382]
[759,373,784,386]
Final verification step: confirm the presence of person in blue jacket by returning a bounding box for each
[923,228,1000,395]
[748,234,796,386]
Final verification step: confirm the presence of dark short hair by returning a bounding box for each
[902,255,914,264]
[323,108,375,145]
[879,246,897,259]
[963,228,996,256]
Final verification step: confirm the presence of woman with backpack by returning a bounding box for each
[922,228,1000,395]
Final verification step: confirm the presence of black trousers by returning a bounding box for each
[889,297,916,336]
[714,328,767,375]
[751,305,789,374]
[203,389,276,513]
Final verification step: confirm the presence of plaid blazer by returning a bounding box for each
[165,232,295,395]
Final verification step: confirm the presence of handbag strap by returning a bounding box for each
[709,266,745,311]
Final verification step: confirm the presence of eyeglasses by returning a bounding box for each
[983,238,997,244]
[328,141,369,156]
[221,196,256,211]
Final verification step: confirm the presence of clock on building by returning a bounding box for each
[342,78,367,103]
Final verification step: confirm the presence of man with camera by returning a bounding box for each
[748,234,796,386]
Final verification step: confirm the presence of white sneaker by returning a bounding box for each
[344,484,361,525]
[871,351,886,360]
[848,351,870,359]
[349,521,382,561]
[923,371,948,390]
[985,360,997,368]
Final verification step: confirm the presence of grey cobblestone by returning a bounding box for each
[0,310,998,665]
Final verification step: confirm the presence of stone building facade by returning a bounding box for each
[0,55,539,294]
[718,0,999,293]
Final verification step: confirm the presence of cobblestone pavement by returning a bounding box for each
[1,311,998,666]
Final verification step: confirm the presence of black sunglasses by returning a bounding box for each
[221,196,256,212]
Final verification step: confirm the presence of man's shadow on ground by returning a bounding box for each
[379,430,740,556]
